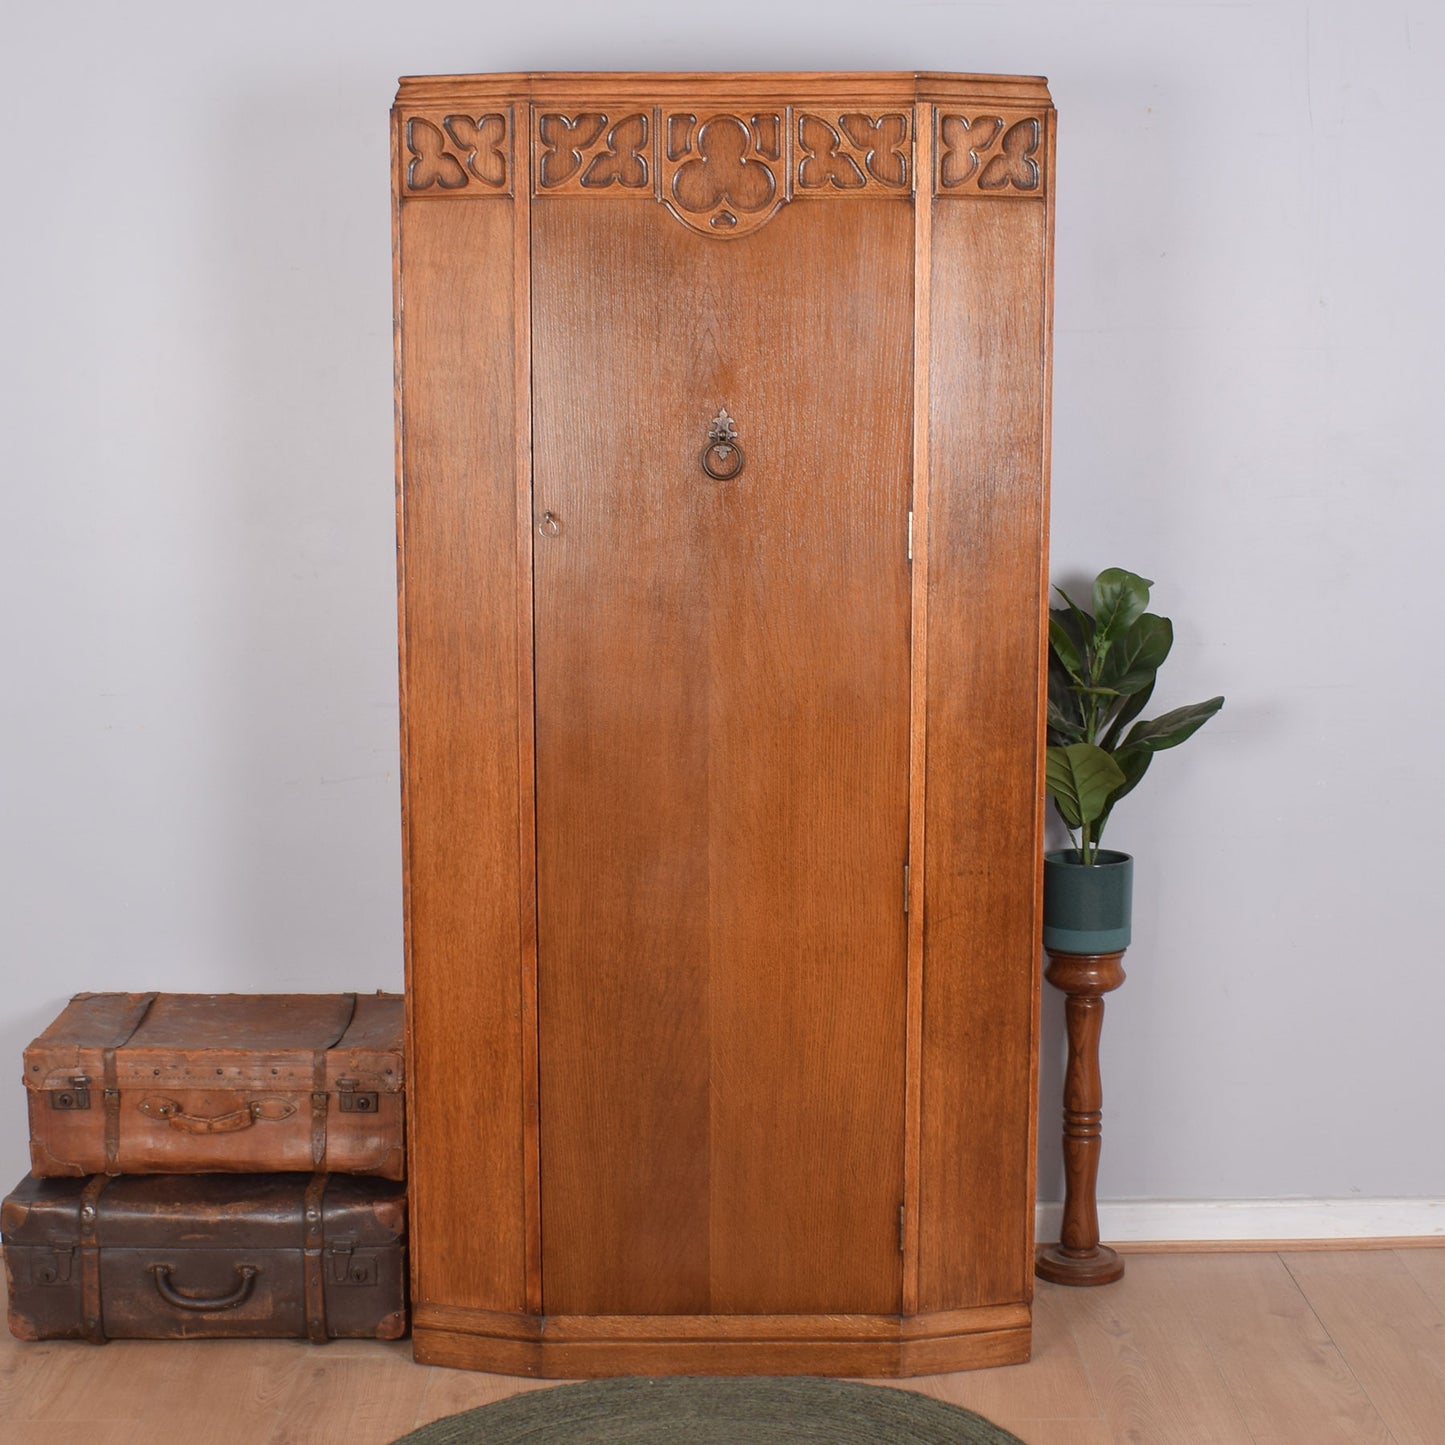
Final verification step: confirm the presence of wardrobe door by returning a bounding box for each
[531,194,913,1318]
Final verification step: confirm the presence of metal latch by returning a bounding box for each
[327,1241,378,1286]
[32,1241,76,1285]
[335,1078,379,1114]
[48,1076,91,1111]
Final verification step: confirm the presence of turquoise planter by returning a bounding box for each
[1042,850,1133,955]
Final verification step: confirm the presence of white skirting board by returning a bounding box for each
[1035,1198,1445,1244]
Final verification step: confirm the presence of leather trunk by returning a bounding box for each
[24,993,404,1179]
[3,1172,407,1342]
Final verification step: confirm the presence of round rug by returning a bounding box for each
[391,1376,1027,1443]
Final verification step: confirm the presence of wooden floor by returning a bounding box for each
[4,1249,1445,1443]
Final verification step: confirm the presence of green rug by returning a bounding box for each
[391,1376,1028,1443]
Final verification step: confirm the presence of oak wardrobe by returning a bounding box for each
[392,71,1055,1376]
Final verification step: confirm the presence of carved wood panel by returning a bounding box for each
[796,111,910,192]
[402,111,511,194]
[934,111,1046,198]
[660,112,789,237]
[397,100,1048,215]
[536,111,651,193]
[527,105,917,236]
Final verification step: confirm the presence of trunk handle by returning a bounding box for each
[148,1263,259,1311]
[137,1097,297,1133]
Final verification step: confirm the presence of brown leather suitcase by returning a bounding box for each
[3,1172,407,1342]
[24,993,404,1179]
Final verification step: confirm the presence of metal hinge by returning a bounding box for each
[898,1203,907,1253]
[907,511,913,562]
[903,862,910,915]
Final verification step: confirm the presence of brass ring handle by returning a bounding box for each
[702,408,745,480]
[701,440,745,480]
[149,1263,259,1312]
[538,510,561,537]
[137,1097,297,1134]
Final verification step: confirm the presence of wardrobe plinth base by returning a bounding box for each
[410,1304,1034,1377]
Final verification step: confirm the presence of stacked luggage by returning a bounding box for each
[3,992,407,1343]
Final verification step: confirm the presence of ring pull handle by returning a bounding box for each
[538,510,561,538]
[137,1097,296,1134]
[701,408,745,481]
[149,1263,259,1311]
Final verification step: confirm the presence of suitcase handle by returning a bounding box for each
[137,1097,297,1134]
[148,1263,259,1311]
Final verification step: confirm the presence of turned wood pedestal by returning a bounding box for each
[1035,949,1127,1287]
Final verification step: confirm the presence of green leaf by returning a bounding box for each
[1099,613,1173,696]
[1092,744,1154,840]
[1053,592,1098,685]
[1122,696,1225,753]
[1046,695,1084,743]
[1100,677,1155,752]
[1048,615,1084,682]
[1091,569,1152,652]
[1045,743,1127,830]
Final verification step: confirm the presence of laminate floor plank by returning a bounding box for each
[6,1252,1445,1442]
[0,1333,67,1419]
[262,1347,430,1445]
[2,1425,151,1445]
[1049,1254,1255,1444]
[1283,1249,1445,1445]
[1,1335,299,1437]
[1163,1251,1395,1445]
[885,1284,1102,1439]
[1398,1247,1445,1314]
[1005,1421,1115,1444]
[414,1366,561,1427]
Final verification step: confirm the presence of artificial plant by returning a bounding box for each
[1046,567,1224,864]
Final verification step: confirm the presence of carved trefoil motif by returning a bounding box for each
[536,112,650,192]
[662,112,788,237]
[935,112,1045,197]
[404,112,510,193]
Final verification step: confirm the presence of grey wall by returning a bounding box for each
[4,1,1442,1206]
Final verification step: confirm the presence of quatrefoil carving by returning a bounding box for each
[406,114,508,191]
[938,114,1041,193]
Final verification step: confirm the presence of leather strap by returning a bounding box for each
[302,1174,329,1344]
[101,992,158,1173]
[78,1174,111,1343]
[310,993,358,1170]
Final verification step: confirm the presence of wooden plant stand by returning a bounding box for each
[1035,949,1127,1287]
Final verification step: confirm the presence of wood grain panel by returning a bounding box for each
[532,196,912,1317]
[396,196,526,1313]
[919,190,1050,1311]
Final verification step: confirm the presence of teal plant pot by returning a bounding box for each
[1043,850,1133,955]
